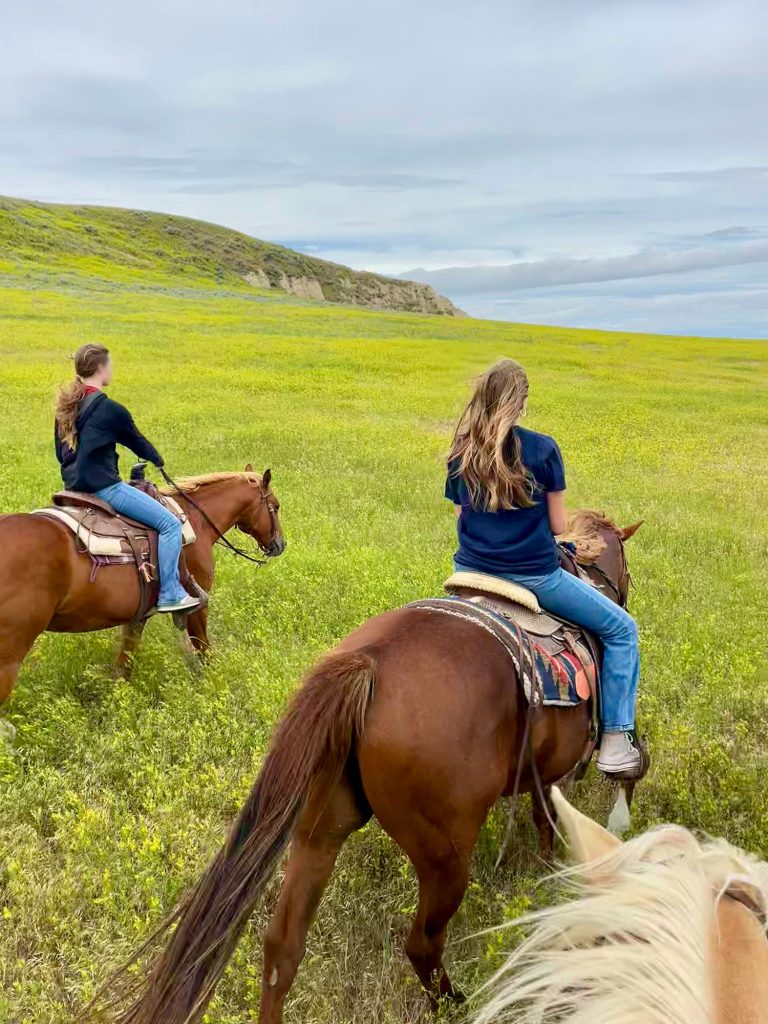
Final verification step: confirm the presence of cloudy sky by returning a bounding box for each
[2,0,767,337]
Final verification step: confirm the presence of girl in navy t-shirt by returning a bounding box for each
[446,358,640,775]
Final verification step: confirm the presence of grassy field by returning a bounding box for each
[0,222,767,1023]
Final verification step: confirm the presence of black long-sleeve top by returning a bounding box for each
[55,392,164,492]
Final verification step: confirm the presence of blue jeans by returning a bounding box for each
[96,481,186,604]
[457,562,639,732]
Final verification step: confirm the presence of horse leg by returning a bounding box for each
[259,771,370,1024]
[115,620,147,678]
[0,660,22,741]
[0,618,51,737]
[532,785,556,863]
[608,779,636,835]
[0,658,21,706]
[405,844,471,1007]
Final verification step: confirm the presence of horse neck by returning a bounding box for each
[182,482,253,540]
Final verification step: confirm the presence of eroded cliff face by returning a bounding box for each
[0,194,464,316]
[243,267,464,316]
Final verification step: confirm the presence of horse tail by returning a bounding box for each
[104,650,376,1024]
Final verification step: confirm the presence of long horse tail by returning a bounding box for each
[103,649,376,1024]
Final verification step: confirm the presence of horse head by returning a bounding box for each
[237,463,286,558]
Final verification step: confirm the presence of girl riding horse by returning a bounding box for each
[446,358,641,775]
[54,343,200,615]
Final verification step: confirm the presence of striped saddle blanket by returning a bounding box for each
[410,585,600,711]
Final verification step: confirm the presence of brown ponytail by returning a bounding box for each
[55,343,110,448]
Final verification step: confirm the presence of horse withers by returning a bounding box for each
[92,511,644,1024]
[0,465,285,720]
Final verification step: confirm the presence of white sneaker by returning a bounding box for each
[597,731,641,774]
[156,594,201,614]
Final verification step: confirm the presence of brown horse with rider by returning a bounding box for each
[90,506,643,1024]
[0,344,285,716]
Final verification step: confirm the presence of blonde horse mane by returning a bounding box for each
[160,471,263,495]
[558,508,620,563]
[475,825,768,1024]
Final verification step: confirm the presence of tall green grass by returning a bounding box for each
[0,253,766,1023]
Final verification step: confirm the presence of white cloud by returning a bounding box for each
[1,0,768,335]
[401,237,768,293]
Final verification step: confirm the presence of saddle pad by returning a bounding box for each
[532,642,595,706]
[444,571,541,612]
[33,508,128,556]
[409,597,593,710]
[34,496,195,553]
[161,495,196,546]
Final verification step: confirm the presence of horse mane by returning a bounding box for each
[558,508,620,563]
[474,825,768,1024]
[160,471,262,495]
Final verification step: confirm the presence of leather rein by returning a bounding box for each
[560,531,631,608]
[159,468,275,566]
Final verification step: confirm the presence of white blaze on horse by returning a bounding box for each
[475,788,768,1024]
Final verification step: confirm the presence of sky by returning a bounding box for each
[1,0,767,337]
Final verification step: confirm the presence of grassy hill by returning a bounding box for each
[0,195,461,315]
[0,224,766,1024]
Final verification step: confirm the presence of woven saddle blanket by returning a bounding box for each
[409,586,599,711]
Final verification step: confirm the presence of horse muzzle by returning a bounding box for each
[264,535,286,559]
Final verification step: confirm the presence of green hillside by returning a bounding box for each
[0,212,767,1024]
[0,194,460,315]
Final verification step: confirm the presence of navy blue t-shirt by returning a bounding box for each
[445,427,566,575]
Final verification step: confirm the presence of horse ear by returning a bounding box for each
[262,468,271,488]
[619,520,644,541]
[550,786,621,874]
[244,462,254,473]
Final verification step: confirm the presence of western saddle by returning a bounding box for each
[33,477,203,622]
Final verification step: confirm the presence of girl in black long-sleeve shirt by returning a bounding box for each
[54,343,200,614]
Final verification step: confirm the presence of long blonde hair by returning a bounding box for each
[448,358,533,511]
[55,343,110,448]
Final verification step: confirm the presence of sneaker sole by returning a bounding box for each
[597,759,642,773]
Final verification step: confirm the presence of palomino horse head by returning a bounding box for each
[560,510,644,608]
[475,788,768,1024]
[238,463,286,558]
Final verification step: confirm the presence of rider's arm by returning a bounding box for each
[547,490,568,535]
[110,401,165,467]
[543,438,567,535]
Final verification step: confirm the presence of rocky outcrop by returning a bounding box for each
[242,269,270,289]
[243,264,465,316]
[276,273,325,301]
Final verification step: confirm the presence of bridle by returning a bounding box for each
[159,468,278,566]
[561,530,632,608]
[235,492,280,554]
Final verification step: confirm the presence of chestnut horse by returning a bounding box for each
[0,466,285,717]
[475,786,768,1024]
[95,511,641,1024]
